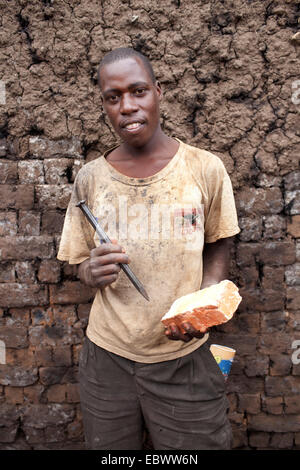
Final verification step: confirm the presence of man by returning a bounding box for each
[57,47,240,450]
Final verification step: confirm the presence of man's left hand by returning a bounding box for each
[164,322,208,342]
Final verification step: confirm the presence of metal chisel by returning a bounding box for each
[76,200,150,302]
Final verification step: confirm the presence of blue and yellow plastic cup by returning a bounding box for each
[210,344,236,380]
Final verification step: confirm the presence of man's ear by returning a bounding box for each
[156,80,163,101]
[100,93,105,110]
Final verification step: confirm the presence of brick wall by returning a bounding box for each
[0,0,299,449]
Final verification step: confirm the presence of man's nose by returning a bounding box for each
[119,93,138,114]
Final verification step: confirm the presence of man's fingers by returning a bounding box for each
[165,322,208,342]
[91,263,121,277]
[91,242,127,257]
[182,322,207,338]
[165,323,193,342]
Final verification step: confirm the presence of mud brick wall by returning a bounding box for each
[0,0,299,450]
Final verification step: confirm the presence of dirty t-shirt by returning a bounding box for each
[57,139,240,363]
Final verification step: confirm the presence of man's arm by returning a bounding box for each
[165,237,234,342]
[200,237,232,289]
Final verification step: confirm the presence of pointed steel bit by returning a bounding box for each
[76,200,150,302]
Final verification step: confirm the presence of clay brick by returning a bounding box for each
[0,283,48,308]
[297,240,300,261]
[287,215,300,238]
[35,184,72,210]
[249,432,270,449]
[0,404,21,427]
[237,393,261,414]
[237,265,258,288]
[39,367,68,385]
[245,355,269,377]
[238,287,285,312]
[239,241,296,267]
[66,383,80,403]
[0,326,28,348]
[285,190,300,215]
[225,375,264,394]
[0,212,17,236]
[22,426,45,444]
[52,346,72,366]
[259,333,291,354]
[285,396,300,414]
[0,263,15,282]
[30,307,53,326]
[259,241,296,265]
[287,286,300,310]
[237,313,260,334]
[15,261,36,283]
[41,211,65,234]
[29,346,53,367]
[270,433,293,449]
[262,396,284,415]
[262,266,285,290]
[44,425,67,443]
[76,303,91,324]
[265,376,300,397]
[62,262,78,279]
[43,158,74,184]
[0,139,6,157]
[285,263,300,286]
[0,425,18,443]
[0,235,54,260]
[0,160,18,183]
[18,211,40,236]
[0,185,34,210]
[262,215,286,239]
[23,384,45,403]
[284,171,300,191]
[49,281,96,305]
[22,403,75,428]
[248,413,300,432]
[209,333,257,356]
[270,354,292,376]
[18,160,44,184]
[46,384,67,402]
[236,187,284,216]
[261,312,288,333]
[7,308,31,326]
[5,386,24,404]
[0,365,38,386]
[29,136,82,159]
[52,305,77,326]
[67,417,84,441]
[29,323,83,348]
[296,433,300,448]
[238,217,262,241]
[38,259,61,283]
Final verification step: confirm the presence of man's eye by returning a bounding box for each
[107,95,118,103]
[135,88,146,95]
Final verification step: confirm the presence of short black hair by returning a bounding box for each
[97,47,156,87]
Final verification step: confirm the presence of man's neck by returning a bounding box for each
[105,129,180,178]
[115,128,177,161]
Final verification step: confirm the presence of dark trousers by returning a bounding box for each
[78,336,232,450]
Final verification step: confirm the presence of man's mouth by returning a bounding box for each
[121,120,145,133]
[124,122,143,130]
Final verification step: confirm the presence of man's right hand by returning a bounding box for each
[77,240,130,288]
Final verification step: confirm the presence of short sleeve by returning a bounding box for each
[204,159,240,243]
[57,170,96,264]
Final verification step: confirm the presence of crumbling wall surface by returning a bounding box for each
[0,0,299,450]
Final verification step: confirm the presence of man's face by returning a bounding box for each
[99,57,162,148]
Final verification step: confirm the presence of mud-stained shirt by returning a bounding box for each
[57,139,240,363]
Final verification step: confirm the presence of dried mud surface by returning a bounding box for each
[0,0,300,450]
